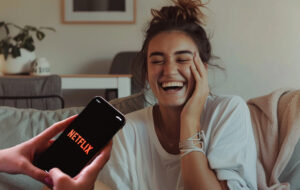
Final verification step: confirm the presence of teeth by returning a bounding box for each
[161,82,184,88]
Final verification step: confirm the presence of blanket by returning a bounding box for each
[247,89,300,190]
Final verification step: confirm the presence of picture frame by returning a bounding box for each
[61,0,136,24]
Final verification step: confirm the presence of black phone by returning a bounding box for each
[34,96,125,177]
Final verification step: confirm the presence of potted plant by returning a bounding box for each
[0,21,55,74]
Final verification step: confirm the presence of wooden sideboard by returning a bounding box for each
[60,74,132,98]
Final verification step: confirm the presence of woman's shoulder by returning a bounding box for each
[206,94,248,112]
[125,106,153,124]
[118,106,153,136]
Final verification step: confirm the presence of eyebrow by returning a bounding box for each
[174,50,193,55]
[149,52,164,57]
[149,50,193,57]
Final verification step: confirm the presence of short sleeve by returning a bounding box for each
[206,96,257,190]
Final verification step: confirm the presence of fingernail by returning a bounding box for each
[44,177,53,188]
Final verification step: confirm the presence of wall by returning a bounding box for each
[207,0,300,99]
[1,0,300,106]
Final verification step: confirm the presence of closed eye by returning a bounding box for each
[151,60,164,64]
[177,59,191,63]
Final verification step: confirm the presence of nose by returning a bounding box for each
[162,59,178,75]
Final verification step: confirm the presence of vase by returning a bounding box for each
[1,49,36,75]
[0,54,4,75]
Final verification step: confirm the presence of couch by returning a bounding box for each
[0,93,145,190]
[0,75,64,110]
[0,91,299,190]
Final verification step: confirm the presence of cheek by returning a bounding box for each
[180,64,193,79]
[181,65,195,88]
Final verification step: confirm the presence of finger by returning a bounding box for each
[35,115,77,143]
[22,161,50,184]
[34,139,56,157]
[79,141,113,182]
[193,52,205,78]
[190,60,201,84]
[49,168,72,187]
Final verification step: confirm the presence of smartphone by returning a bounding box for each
[34,96,126,177]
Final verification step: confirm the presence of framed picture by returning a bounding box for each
[61,0,136,24]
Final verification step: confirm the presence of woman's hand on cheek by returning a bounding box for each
[180,52,209,130]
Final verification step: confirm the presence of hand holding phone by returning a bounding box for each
[45,141,112,190]
[34,96,126,177]
[0,115,76,185]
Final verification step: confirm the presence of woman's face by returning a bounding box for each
[147,31,199,107]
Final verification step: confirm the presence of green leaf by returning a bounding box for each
[0,22,10,35]
[13,33,25,42]
[1,44,10,60]
[36,31,45,40]
[11,46,21,58]
[23,41,35,52]
[25,36,34,44]
[2,41,10,50]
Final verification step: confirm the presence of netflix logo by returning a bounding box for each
[67,129,94,155]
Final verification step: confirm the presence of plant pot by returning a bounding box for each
[1,49,36,75]
[0,54,4,75]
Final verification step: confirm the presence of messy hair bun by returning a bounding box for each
[132,0,219,91]
[151,0,206,25]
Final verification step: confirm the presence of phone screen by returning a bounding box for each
[34,96,125,177]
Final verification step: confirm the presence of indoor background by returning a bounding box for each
[1,0,300,107]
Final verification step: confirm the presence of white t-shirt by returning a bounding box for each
[98,95,257,190]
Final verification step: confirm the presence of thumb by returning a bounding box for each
[49,167,73,188]
[49,167,71,181]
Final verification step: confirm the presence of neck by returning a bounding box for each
[153,104,182,154]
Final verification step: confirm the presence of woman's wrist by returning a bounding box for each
[179,130,206,158]
[180,119,201,141]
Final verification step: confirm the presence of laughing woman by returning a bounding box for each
[98,0,257,189]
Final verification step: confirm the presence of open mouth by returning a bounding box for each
[161,81,184,91]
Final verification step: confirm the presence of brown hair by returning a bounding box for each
[133,0,221,90]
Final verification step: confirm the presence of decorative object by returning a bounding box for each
[0,21,55,74]
[62,0,136,24]
[0,54,4,75]
[2,49,36,74]
[30,57,50,76]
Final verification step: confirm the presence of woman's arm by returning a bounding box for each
[180,120,228,190]
[180,53,228,190]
